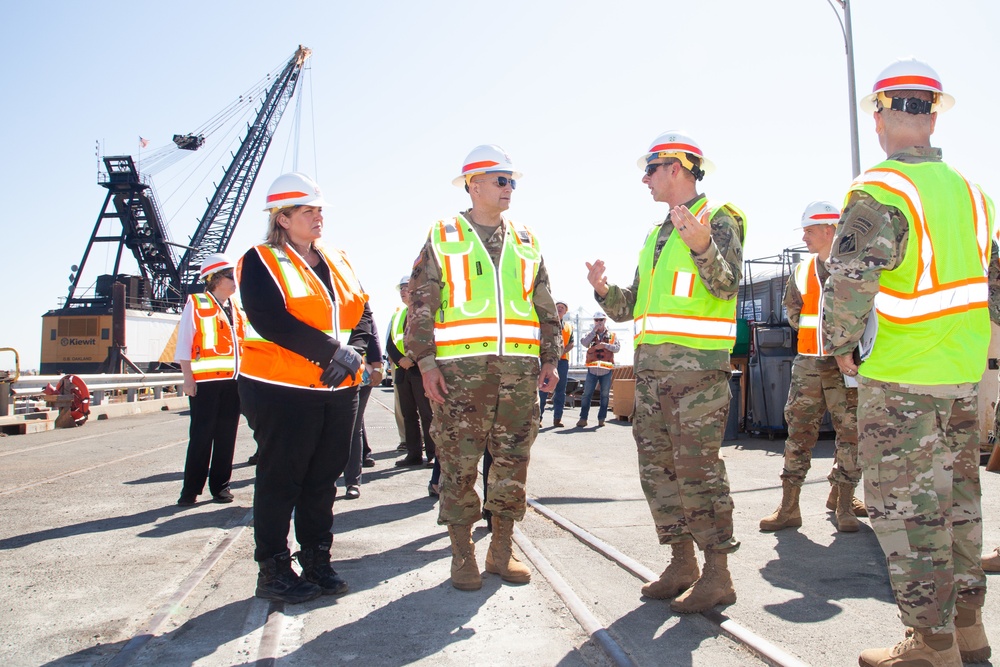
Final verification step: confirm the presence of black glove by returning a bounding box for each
[319,345,363,387]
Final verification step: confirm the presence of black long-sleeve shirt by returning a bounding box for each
[239,246,373,368]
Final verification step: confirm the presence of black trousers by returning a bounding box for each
[239,377,358,561]
[182,379,241,497]
[395,367,436,460]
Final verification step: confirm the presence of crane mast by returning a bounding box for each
[42,46,311,374]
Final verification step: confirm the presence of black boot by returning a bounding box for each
[482,508,493,533]
[255,551,322,604]
[295,543,349,595]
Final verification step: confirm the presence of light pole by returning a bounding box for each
[825,0,861,178]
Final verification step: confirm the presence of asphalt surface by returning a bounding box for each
[0,386,997,666]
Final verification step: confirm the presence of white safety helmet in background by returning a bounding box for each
[452,144,523,187]
[263,172,329,211]
[637,131,715,180]
[800,201,841,229]
[860,57,954,114]
[396,275,410,291]
[199,253,235,280]
[593,311,607,320]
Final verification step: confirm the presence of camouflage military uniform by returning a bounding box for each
[406,212,561,526]
[780,261,860,487]
[599,194,743,553]
[822,147,994,634]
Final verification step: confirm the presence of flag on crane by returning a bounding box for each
[139,136,149,148]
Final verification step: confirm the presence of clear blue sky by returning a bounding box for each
[3,1,999,371]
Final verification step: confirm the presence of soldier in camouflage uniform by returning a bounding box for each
[405,144,561,592]
[822,58,994,666]
[759,202,864,534]
[587,131,744,614]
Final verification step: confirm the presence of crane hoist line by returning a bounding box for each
[40,45,312,375]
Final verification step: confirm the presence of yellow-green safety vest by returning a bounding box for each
[429,214,541,360]
[633,197,747,350]
[849,160,994,384]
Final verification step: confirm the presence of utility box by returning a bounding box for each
[612,379,635,420]
[747,325,795,437]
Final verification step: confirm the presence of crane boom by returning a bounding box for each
[178,46,312,294]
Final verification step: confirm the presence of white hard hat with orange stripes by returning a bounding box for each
[800,201,840,229]
[452,145,522,188]
[262,172,329,212]
[199,253,235,280]
[860,57,954,114]
[637,131,715,181]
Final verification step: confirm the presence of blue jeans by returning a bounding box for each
[580,371,611,422]
[539,358,570,422]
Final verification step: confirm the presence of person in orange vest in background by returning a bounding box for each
[822,58,995,665]
[237,172,373,605]
[759,202,864,534]
[539,300,574,427]
[576,311,619,428]
[175,253,245,507]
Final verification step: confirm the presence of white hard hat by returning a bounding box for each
[199,253,235,280]
[263,172,329,211]
[452,144,522,187]
[860,58,954,114]
[637,130,715,179]
[593,311,607,319]
[800,201,840,229]
[397,275,410,290]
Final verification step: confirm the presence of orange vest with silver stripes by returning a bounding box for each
[792,255,826,356]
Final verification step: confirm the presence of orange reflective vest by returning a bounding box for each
[188,293,245,382]
[792,255,826,356]
[585,331,616,369]
[560,321,572,361]
[239,244,368,391]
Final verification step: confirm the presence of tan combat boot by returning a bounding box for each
[982,546,1000,572]
[759,480,802,531]
[641,540,700,599]
[447,524,482,591]
[956,604,992,663]
[485,517,531,583]
[669,550,737,614]
[859,630,960,667]
[826,484,867,516]
[835,482,860,532]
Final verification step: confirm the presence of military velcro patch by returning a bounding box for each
[839,233,857,254]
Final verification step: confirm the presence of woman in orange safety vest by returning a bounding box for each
[237,172,374,606]
[174,253,245,507]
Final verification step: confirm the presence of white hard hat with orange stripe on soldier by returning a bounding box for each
[860,57,954,115]
[637,131,715,181]
[452,145,522,192]
[800,201,840,229]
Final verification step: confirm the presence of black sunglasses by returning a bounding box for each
[218,270,235,279]
[644,162,667,178]
[484,175,516,190]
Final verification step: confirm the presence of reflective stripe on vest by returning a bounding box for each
[632,197,747,349]
[849,161,995,384]
[430,215,541,359]
[238,244,367,391]
[189,293,244,382]
[793,255,826,356]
